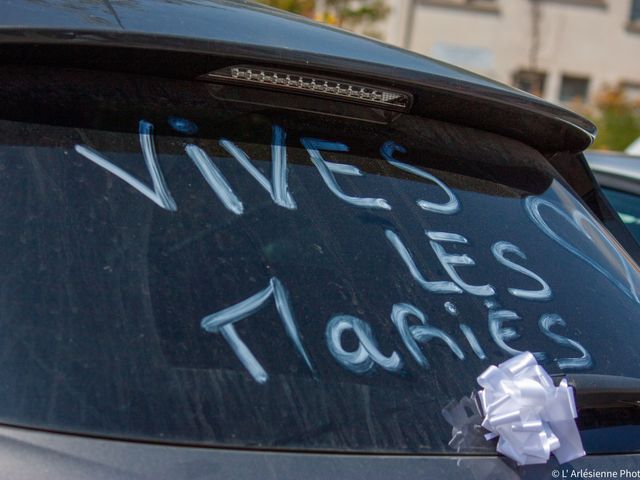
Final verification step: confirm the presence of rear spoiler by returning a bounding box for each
[0,27,595,154]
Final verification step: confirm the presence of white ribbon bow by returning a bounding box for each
[477,351,585,465]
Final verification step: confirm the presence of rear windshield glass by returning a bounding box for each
[0,66,639,454]
[602,187,640,242]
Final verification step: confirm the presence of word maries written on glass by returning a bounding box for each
[74,119,638,384]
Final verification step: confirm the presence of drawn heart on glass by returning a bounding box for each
[525,195,639,304]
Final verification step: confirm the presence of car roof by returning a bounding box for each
[0,0,595,153]
[585,150,640,196]
[586,151,640,182]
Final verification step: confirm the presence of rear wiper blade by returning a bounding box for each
[553,374,640,409]
[553,374,640,430]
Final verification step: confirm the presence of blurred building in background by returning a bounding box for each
[380,0,640,106]
[261,0,640,149]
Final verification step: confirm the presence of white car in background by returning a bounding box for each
[626,137,640,156]
[586,150,640,242]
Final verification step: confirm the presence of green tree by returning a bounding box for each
[257,0,388,35]
[258,0,315,16]
[590,87,640,151]
[326,0,388,29]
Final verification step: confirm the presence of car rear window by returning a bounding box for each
[601,187,640,242]
[0,66,638,454]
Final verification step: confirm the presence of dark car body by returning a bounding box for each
[0,1,639,479]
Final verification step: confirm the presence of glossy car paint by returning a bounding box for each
[1,424,639,480]
[1,1,639,478]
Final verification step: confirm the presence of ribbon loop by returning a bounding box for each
[476,351,585,465]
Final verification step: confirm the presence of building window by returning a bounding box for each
[559,75,590,102]
[420,0,499,13]
[538,0,606,7]
[628,0,640,32]
[513,70,547,97]
[632,0,640,21]
[434,0,497,4]
[621,81,640,103]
